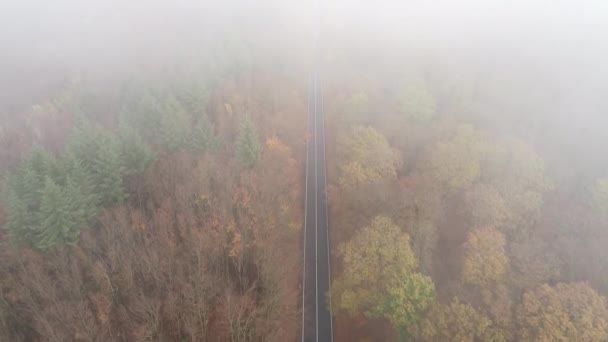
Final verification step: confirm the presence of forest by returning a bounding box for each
[2,1,608,341]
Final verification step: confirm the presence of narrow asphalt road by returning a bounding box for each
[301,67,333,342]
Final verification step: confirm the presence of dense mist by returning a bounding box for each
[1,1,608,341]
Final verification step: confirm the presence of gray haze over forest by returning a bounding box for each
[2,1,608,341]
[3,0,606,178]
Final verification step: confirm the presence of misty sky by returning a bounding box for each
[1,0,607,116]
[2,1,607,63]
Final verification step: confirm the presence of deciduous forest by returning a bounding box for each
[1,1,608,341]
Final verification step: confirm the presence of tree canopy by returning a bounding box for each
[412,297,502,342]
[399,82,437,124]
[237,116,262,168]
[462,227,509,287]
[516,282,608,342]
[337,125,398,189]
[423,124,483,192]
[331,216,435,330]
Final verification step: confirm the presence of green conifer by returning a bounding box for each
[237,116,261,167]
[118,120,155,175]
[159,96,192,151]
[35,177,78,249]
[190,114,217,152]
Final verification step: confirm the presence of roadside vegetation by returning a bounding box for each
[325,29,608,341]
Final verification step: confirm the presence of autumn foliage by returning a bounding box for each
[0,65,305,341]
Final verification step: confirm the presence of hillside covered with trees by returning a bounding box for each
[323,11,608,340]
[2,1,608,341]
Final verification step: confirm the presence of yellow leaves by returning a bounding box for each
[226,222,243,258]
[554,283,608,340]
[338,162,369,188]
[412,297,498,342]
[462,227,508,287]
[337,125,398,189]
[338,216,416,282]
[516,282,608,342]
[495,137,553,193]
[480,137,552,237]
[465,184,509,229]
[335,288,360,316]
[233,185,252,211]
[265,135,287,153]
[229,232,242,258]
[332,216,434,329]
[425,124,483,192]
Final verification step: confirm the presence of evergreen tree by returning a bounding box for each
[14,164,43,211]
[172,79,210,115]
[91,135,127,205]
[117,120,155,175]
[159,96,192,151]
[3,186,36,244]
[35,177,79,249]
[26,146,57,181]
[3,147,103,248]
[62,155,100,223]
[237,116,261,167]
[122,89,164,140]
[2,148,53,244]
[190,114,217,152]
[68,121,127,206]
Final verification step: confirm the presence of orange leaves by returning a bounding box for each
[233,184,253,211]
[89,292,112,324]
[225,222,243,258]
[265,135,290,156]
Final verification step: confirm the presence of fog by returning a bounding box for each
[2,1,608,340]
[2,1,608,241]
[2,1,607,107]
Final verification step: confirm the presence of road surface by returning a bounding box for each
[301,65,333,342]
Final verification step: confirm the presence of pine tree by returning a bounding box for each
[237,116,261,167]
[3,152,101,249]
[14,164,43,211]
[172,79,210,115]
[2,148,52,244]
[35,177,78,249]
[91,135,127,205]
[62,155,100,223]
[26,146,56,180]
[64,177,90,238]
[118,120,155,175]
[16,147,56,206]
[68,120,127,206]
[3,186,36,244]
[159,96,192,151]
[124,89,164,140]
[190,114,217,153]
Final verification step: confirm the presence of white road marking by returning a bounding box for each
[301,73,310,342]
[314,3,320,340]
[320,76,334,341]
